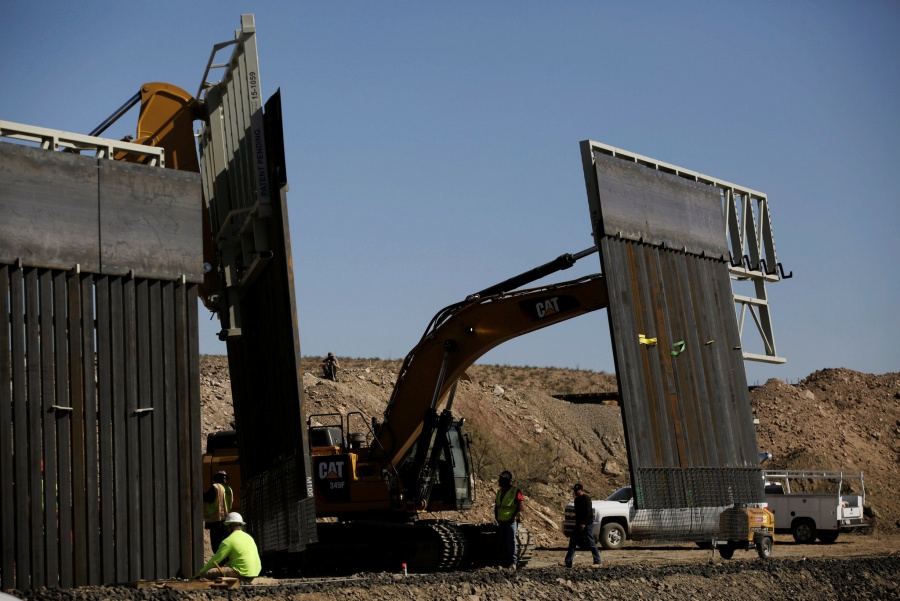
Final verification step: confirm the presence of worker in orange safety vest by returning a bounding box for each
[203,471,234,553]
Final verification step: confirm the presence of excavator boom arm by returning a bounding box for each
[371,274,608,467]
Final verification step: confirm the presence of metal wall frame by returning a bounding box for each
[196,15,316,555]
[585,140,788,364]
[1,142,203,591]
[581,141,768,513]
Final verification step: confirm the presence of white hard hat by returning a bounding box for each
[224,512,245,525]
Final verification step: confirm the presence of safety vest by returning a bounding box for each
[495,486,520,522]
[204,483,233,523]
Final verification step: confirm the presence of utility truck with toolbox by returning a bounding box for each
[763,470,866,544]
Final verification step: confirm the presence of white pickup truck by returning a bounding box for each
[562,486,725,550]
[762,470,867,543]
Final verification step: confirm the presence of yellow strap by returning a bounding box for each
[638,334,657,347]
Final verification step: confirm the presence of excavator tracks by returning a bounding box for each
[456,522,534,570]
[279,521,533,575]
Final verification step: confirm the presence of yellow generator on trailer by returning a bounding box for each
[716,504,775,559]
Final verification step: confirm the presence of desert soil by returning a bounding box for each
[22,358,900,599]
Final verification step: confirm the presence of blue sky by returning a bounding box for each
[2,2,898,384]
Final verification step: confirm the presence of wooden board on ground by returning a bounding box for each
[131,578,239,590]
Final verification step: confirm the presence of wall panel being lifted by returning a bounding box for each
[196,15,316,556]
[581,143,764,521]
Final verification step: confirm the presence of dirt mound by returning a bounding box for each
[751,368,900,532]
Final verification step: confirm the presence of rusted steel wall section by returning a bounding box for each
[197,17,315,555]
[0,143,202,281]
[0,142,203,591]
[582,144,764,510]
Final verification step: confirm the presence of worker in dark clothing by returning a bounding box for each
[321,352,341,381]
[561,483,602,567]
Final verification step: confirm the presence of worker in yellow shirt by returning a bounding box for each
[195,512,261,583]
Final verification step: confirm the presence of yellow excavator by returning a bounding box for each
[206,254,609,571]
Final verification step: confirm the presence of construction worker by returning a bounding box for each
[203,470,233,553]
[195,512,261,583]
[321,352,341,381]
[494,469,524,569]
[561,483,602,568]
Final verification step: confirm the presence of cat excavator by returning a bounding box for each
[299,256,608,572]
[108,79,611,572]
[209,253,609,572]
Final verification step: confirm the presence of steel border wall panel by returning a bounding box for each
[98,161,203,282]
[80,273,101,585]
[110,277,129,582]
[10,266,30,590]
[64,271,83,588]
[25,269,45,585]
[39,270,60,584]
[583,146,764,510]
[53,270,72,588]
[2,148,204,589]
[0,266,12,591]
[149,280,167,578]
[95,276,116,584]
[199,34,314,550]
[122,278,140,580]
[162,282,181,576]
[0,144,100,271]
[186,284,203,574]
[135,279,154,577]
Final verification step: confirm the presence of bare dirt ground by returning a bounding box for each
[186,357,900,600]
[22,358,898,599]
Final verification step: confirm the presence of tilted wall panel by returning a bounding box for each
[582,144,764,515]
[198,20,316,554]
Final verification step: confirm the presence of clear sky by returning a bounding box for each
[2,2,898,385]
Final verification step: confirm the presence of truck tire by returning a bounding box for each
[718,543,736,560]
[756,536,773,559]
[817,530,839,544]
[792,518,817,544]
[599,523,626,550]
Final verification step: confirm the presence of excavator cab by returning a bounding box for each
[308,412,372,454]
[400,416,475,512]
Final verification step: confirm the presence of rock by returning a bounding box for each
[602,459,623,477]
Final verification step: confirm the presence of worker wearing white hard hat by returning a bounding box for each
[195,512,261,583]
